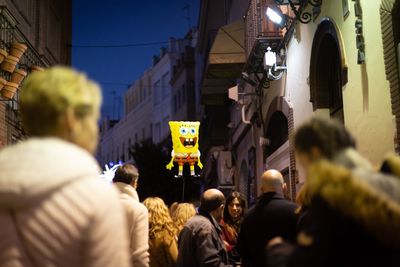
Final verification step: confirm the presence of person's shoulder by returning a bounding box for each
[186,214,213,230]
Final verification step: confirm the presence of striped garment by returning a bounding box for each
[0,138,131,267]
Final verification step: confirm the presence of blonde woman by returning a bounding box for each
[172,203,196,236]
[0,67,130,267]
[143,197,178,267]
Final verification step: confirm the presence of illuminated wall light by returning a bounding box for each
[266,7,283,25]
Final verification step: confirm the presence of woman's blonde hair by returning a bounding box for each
[172,203,196,234]
[20,66,102,136]
[143,197,176,240]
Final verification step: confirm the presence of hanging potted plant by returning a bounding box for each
[30,65,44,72]
[1,81,18,100]
[0,77,7,91]
[10,42,27,60]
[1,55,19,73]
[0,48,8,64]
[11,68,27,85]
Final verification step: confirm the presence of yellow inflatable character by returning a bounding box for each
[166,121,203,178]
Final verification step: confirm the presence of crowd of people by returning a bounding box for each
[0,66,399,267]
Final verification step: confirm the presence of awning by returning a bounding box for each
[206,19,245,79]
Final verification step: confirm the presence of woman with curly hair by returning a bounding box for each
[172,203,197,236]
[143,197,178,267]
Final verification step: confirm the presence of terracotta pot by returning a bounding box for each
[30,65,44,72]
[1,55,19,73]
[1,82,18,100]
[0,77,7,91]
[0,48,8,64]
[11,68,27,85]
[10,42,27,59]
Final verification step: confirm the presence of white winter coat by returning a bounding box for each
[114,182,150,267]
[0,138,131,267]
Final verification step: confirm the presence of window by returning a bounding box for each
[143,87,147,99]
[182,85,186,104]
[128,138,132,160]
[116,146,119,161]
[155,122,161,143]
[163,116,170,138]
[310,20,345,123]
[154,80,161,106]
[150,123,153,142]
[142,128,146,139]
[177,91,181,109]
[135,133,138,144]
[140,87,144,102]
[173,94,178,113]
[161,72,169,98]
[122,143,125,162]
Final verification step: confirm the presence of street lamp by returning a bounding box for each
[264,47,287,80]
[266,7,284,26]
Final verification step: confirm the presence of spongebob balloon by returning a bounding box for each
[166,121,203,178]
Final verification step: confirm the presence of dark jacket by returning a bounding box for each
[237,192,298,267]
[176,208,229,267]
[286,161,400,267]
[267,159,400,267]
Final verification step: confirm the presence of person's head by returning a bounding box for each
[223,191,246,224]
[20,66,102,154]
[261,169,285,194]
[112,164,139,188]
[293,117,355,171]
[143,197,175,239]
[200,188,225,221]
[169,202,179,217]
[172,203,196,234]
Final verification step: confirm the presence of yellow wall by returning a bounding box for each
[283,0,395,166]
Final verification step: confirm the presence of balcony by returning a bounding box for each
[0,7,48,144]
[244,0,296,77]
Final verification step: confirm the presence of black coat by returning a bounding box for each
[287,197,400,267]
[176,208,229,267]
[237,192,298,267]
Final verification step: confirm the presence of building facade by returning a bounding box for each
[98,34,196,167]
[0,0,72,148]
[198,0,399,204]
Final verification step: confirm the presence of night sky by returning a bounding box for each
[72,0,199,119]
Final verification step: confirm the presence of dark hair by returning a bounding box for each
[200,191,225,212]
[294,117,356,159]
[113,164,139,184]
[223,191,246,224]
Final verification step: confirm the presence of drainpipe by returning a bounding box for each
[241,105,251,125]
[242,104,256,148]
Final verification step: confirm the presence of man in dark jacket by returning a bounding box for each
[177,188,229,267]
[237,169,298,267]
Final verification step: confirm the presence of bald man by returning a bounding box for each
[236,170,298,267]
[177,189,230,267]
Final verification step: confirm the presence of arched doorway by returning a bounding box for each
[265,111,288,157]
[263,96,297,201]
[310,19,347,123]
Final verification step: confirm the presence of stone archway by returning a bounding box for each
[380,0,400,153]
[264,96,297,201]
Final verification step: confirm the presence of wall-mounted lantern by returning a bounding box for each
[264,47,287,80]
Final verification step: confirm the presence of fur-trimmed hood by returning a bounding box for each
[305,160,400,248]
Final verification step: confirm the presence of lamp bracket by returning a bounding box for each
[274,0,323,24]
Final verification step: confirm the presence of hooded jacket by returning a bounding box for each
[114,182,150,267]
[0,138,131,267]
[288,159,400,267]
